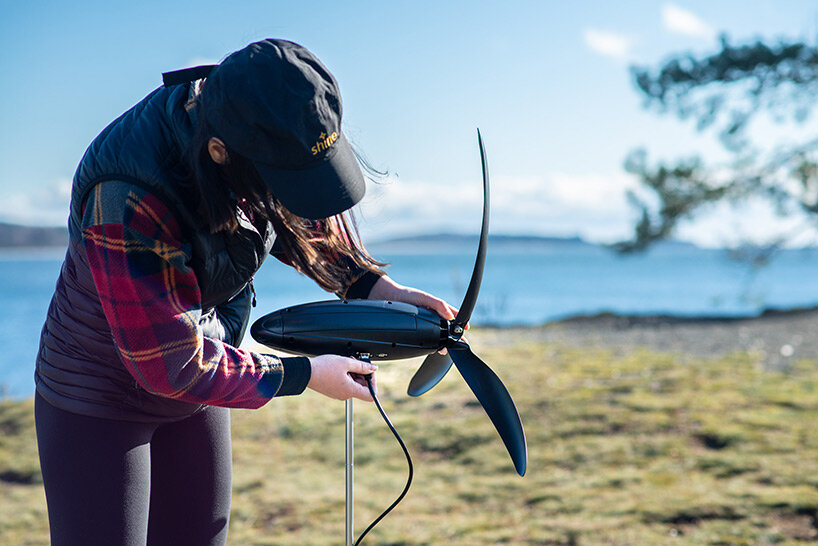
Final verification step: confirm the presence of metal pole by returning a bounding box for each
[345,398,354,546]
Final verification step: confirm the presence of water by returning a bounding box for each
[4,241,818,398]
[0,249,66,400]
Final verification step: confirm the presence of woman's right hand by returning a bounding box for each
[307,354,377,402]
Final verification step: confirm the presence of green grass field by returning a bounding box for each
[3,329,818,544]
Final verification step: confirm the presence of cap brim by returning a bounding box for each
[253,132,365,219]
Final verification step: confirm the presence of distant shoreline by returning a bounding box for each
[478,304,818,366]
[5,223,818,252]
[545,304,818,328]
[0,246,66,259]
[0,223,68,248]
[0,224,696,250]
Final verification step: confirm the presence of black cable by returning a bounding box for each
[354,374,414,546]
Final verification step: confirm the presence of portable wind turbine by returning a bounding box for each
[251,130,528,544]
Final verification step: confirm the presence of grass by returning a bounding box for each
[3,329,818,544]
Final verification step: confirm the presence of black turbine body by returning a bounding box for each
[251,131,528,477]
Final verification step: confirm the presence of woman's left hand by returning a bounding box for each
[368,275,466,329]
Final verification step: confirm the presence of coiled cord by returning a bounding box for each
[354,374,414,545]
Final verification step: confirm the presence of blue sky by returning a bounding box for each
[2,1,817,246]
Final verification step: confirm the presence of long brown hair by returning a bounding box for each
[187,109,385,295]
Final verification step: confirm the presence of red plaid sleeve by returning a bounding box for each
[82,181,307,408]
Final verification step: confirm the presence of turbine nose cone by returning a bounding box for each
[251,312,284,348]
[261,314,283,336]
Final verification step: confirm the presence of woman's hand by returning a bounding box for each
[307,354,377,402]
[369,275,463,323]
[368,276,468,356]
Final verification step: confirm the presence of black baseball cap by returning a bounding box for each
[197,39,365,219]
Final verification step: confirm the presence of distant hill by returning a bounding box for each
[368,233,702,252]
[0,225,704,253]
[369,233,600,253]
[375,233,588,246]
[0,223,68,248]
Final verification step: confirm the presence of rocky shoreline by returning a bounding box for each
[477,306,818,370]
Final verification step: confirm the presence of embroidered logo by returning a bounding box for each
[311,131,339,156]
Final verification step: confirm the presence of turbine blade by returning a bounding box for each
[407,352,454,397]
[454,129,490,329]
[449,343,528,476]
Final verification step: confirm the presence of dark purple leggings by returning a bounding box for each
[35,393,232,546]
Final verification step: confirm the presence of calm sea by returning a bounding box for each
[3,241,818,398]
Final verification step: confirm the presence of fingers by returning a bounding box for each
[307,354,378,402]
[421,295,469,330]
[340,357,375,402]
[426,295,456,321]
[348,357,378,376]
[373,277,467,328]
[431,299,469,331]
[348,359,377,402]
[411,291,456,321]
[349,372,376,402]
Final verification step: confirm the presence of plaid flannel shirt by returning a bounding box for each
[82,182,311,409]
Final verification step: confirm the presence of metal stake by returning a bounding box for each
[345,397,354,546]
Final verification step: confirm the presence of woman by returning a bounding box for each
[34,38,457,545]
